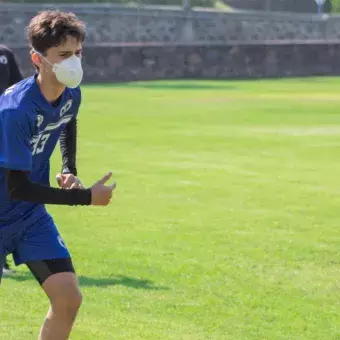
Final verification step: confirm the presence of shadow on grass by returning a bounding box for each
[5,272,168,290]
[78,275,168,290]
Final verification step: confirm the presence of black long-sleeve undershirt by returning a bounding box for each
[6,170,91,205]
[59,117,77,176]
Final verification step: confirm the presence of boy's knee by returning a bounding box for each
[42,272,83,318]
[52,290,82,318]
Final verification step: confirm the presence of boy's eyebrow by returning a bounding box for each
[58,49,82,55]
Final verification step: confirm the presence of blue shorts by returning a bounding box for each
[0,212,70,276]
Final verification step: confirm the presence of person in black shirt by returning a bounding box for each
[0,45,23,94]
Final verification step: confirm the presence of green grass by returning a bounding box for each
[2,78,340,339]
[332,0,340,12]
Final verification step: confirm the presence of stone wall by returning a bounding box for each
[4,3,340,83]
[223,0,332,13]
[1,3,340,46]
[12,43,340,83]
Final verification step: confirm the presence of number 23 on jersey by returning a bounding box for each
[31,133,51,155]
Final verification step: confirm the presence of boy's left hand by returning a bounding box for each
[56,173,84,189]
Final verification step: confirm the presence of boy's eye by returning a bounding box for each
[60,52,81,58]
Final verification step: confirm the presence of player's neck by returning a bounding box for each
[36,73,66,104]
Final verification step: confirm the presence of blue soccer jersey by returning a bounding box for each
[0,75,81,228]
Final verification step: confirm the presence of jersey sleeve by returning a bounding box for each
[0,109,33,171]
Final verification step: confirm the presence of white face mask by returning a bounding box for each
[35,50,83,89]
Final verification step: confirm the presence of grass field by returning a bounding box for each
[2,78,340,339]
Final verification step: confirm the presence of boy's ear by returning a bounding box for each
[31,51,42,69]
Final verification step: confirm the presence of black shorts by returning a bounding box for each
[0,258,75,285]
[26,258,75,285]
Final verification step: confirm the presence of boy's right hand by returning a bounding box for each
[90,172,116,206]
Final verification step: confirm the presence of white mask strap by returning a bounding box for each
[33,49,56,69]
